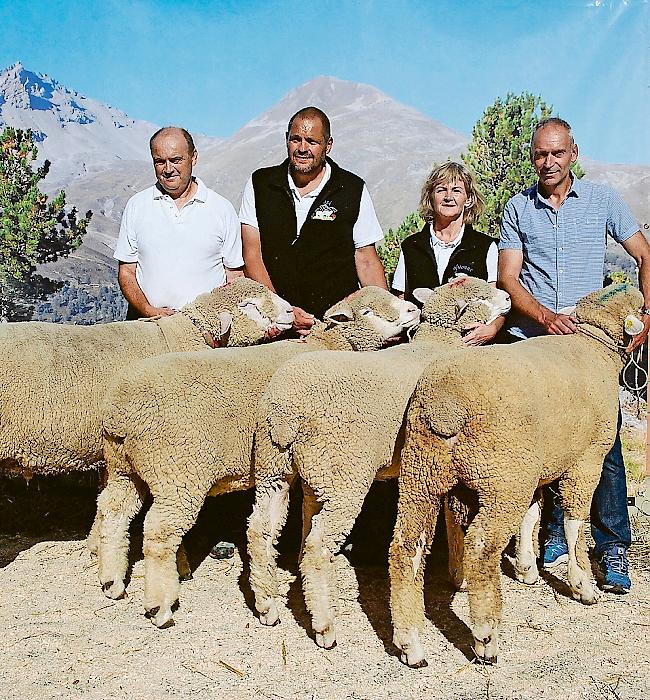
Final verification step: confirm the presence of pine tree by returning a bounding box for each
[0,127,92,320]
[378,211,424,287]
[462,93,584,237]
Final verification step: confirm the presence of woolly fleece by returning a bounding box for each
[388,283,644,667]
[94,287,420,627]
[246,277,510,649]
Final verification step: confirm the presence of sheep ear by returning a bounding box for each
[412,288,434,304]
[324,308,354,325]
[217,312,232,340]
[455,299,468,320]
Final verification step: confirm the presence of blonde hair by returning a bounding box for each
[418,162,485,226]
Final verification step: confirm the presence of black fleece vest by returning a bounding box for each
[400,223,494,301]
[252,158,364,319]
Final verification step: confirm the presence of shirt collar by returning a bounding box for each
[287,162,331,200]
[430,223,465,249]
[152,176,205,202]
[534,174,580,207]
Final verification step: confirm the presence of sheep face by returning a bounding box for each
[415,276,511,331]
[576,283,644,346]
[183,278,294,347]
[324,286,421,342]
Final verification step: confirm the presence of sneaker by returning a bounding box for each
[209,541,235,560]
[597,545,631,594]
[542,535,569,568]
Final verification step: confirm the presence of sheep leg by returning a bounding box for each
[389,493,440,669]
[142,495,204,629]
[558,470,601,604]
[444,503,466,590]
[247,478,292,627]
[513,500,541,585]
[300,491,368,650]
[300,481,321,561]
[465,495,534,665]
[97,475,145,600]
[86,512,102,557]
[176,544,192,581]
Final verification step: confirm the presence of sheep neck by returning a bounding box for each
[154,313,207,351]
[411,323,466,347]
[305,323,384,351]
[575,323,626,362]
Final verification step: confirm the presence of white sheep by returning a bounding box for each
[0,277,293,480]
[246,277,510,650]
[388,283,644,668]
[94,286,420,628]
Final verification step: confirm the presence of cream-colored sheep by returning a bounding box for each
[94,287,420,628]
[0,278,293,481]
[388,283,644,668]
[247,277,510,650]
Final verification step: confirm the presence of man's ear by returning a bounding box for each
[191,150,198,166]
[326,137,333,155]
[571,143,578,164]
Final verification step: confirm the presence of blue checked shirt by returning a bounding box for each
[499,176,640,338]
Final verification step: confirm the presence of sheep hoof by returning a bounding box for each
[479,655,497,666]
[473,632,498,665]
[315,629,337,650]
[102,580,127,600]
[179,572,193,582]
[259,602,280,627]
[515,566,539,585]
[404,656,428,669]
[145,606,175,629]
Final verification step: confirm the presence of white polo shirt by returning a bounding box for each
[239,162,383,248]
[391,224,498,292]
[114,177,243,310]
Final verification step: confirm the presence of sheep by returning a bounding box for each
[246,276,511,650]
[388,283,645,668]
[94,286,420,628]
[0,278,294,483]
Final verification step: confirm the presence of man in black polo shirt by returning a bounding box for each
[240,106,388,334]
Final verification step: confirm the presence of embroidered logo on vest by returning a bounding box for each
[312,201,337,221]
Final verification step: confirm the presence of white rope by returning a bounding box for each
[576,325,647,396]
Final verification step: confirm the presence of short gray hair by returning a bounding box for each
[530,117,574,150]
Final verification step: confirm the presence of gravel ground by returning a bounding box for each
[0,514,648,700]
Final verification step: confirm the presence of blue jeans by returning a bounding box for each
[546,409,631,556]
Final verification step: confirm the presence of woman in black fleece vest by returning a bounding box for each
[391,162,504,345]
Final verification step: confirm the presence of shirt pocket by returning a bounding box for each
[570,217,605,245]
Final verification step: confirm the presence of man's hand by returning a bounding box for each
[293,306,315,336]
[462,322,498,346]
[148,306,176,317]
[543,311,578,335]
[626,316,650,353]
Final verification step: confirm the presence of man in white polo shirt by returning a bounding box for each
[240,107,387,334]
[115,126,243,319]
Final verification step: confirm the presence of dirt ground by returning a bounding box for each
[0,482,648,700]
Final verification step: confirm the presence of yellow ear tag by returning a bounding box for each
[624,315,644,336]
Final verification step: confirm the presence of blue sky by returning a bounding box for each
[0,0,647,164]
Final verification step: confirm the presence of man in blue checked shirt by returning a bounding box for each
[498,117,650,594]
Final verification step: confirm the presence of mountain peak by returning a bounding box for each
[0,61,96,124]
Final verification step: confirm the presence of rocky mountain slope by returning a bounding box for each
[1,64,648,287]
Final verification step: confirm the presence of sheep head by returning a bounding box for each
[313,286,421,350]
[413,276,511,337]
[181,278,294,347]
[576,283,644,347]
